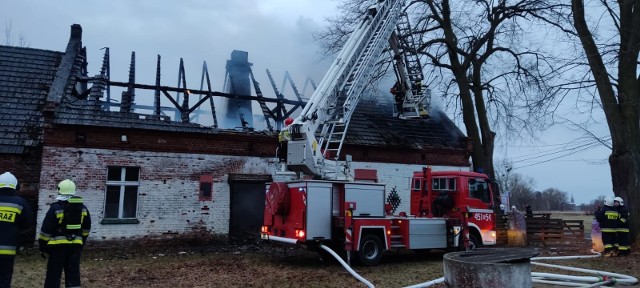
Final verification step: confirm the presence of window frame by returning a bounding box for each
[199,174,213,201]
[432,177,456,191]
[468,178,491,204]
[103,166,140,222]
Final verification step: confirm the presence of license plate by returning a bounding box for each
[261,234,269,240]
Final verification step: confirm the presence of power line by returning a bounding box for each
[512,141,606,169]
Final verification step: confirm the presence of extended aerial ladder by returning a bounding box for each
[286,0,428,180]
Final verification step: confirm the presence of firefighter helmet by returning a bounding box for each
[0,172,18,189]
[603,196,614,207]
[614,196,624,206]
[57,179,76,195]
[284,118,294,126]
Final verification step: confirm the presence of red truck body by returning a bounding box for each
[261,168,497,265]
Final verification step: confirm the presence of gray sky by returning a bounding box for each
[2,0,613,205]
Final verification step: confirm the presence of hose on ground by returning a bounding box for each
[319,244,374,288]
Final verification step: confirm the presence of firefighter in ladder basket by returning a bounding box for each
[39,179,91,288]
[278,118,294,164]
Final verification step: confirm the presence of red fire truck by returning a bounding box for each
[262,167,496,265]
[261,0,497,265]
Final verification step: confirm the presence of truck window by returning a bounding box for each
[469,178,491,203]
[412,178,421,191]
[433,178,456,191]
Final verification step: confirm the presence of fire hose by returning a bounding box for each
[529,252,638,286]
[319,244,374,288]
[320,243,637,288]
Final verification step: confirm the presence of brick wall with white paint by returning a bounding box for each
[38,147,468,241]
[352,162,469,215]
[38,146,280,241]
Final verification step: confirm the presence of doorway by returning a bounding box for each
[228,174,271,241]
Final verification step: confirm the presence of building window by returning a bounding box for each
[104,166,140,220]
[199,174,213,201]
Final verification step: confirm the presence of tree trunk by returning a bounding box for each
[610,145,640,243]
[572,0,640,243]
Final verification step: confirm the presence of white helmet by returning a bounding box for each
[500,204,505,210]
[0,172,18,189]
[603,197,614,207]
[614,196,624,206]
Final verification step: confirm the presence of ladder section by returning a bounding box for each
[390,219,407,248]
[395,12,430,118]
[396,12,423,86]
[319,0,405,164]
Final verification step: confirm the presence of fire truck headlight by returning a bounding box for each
[491,231,496,239]
[261,226,270,233]
[295,229,305,238]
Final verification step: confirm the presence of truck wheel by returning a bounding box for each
[358,234,383,266]
[468,233,481,250]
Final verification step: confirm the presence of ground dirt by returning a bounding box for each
[11,237,639,288]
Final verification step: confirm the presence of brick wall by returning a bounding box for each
[37,125,471,241]
[351,162,469,214]
[0,150,43,202]
[38,146,280,241]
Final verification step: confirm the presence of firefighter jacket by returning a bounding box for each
[617,205,629,232]
[38,197,91,246]
[278,129,291,142]
[595,206,619,233]
[0,188,33,256]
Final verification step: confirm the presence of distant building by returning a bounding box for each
[1,24,472,242]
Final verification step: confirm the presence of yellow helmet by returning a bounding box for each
[0,172,18,189]
[57,179,76,195]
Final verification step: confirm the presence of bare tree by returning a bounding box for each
[503,172,536,210]
[409,0,572,181]
[317,1,572,209]
[540,188,569,211]
[568,0,640,243]
[4,20,29,47]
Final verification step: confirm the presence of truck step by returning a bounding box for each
[390,243,406,248]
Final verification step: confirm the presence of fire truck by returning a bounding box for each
[261,0,497,266]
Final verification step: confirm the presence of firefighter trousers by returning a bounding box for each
[601,231,617,253]
[0,256,15,288]
[617,230,630,255]
[44,245,83,288]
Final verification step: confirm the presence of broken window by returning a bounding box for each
[105,166,140,219]
[199,174,213,201]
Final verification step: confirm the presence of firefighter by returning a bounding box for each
[390,81,404,115]
[595,197,619,256]
[277,118,293,162]
[614,196,630,256]
[0,172,33,287]
[39,179,91,288]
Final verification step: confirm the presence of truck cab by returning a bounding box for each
[410,169,497,247]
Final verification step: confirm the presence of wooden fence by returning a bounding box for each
[495,213,585,246]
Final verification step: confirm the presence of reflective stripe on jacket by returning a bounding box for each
[595,206,619,233]
[39,198,91,246]
[0,188,33,255]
